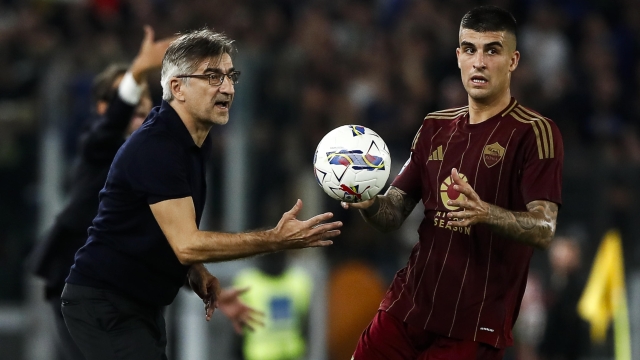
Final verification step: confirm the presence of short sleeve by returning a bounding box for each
[520,120,564,206]
[125,133,191,204]
[391,125,423,199]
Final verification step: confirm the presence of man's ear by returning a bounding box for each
[456,48,461,69]
[509,50,520,72]
[171,78,185,101]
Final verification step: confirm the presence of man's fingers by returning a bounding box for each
[446,219,469,227]
[341,198,374,210]
[304,212,334,227]
[245,313,264,325]
[310,221,343,236]
[234,287,250,296]
[142,25,154,44]
[312,240,335,247]
[285,199,303,218]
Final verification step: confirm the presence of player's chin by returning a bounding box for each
[466,87,493,99]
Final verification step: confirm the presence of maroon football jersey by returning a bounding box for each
[382,98,563,348]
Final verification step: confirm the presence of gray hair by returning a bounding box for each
[160,29,235,101]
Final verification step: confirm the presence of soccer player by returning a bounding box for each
[343,6,563,359]
[61,28,341,360]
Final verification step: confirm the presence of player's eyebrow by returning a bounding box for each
[203,66,236,74]
[460,40,504,49]
[484,41,504,48]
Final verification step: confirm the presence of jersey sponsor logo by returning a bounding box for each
[428,145,444,161]
[440,172,468,211]
[483,142,505,168]
[433,211,471,235]
[479,327,495,332]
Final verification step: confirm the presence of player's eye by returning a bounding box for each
[209,73,224,83]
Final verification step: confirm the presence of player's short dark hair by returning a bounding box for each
[460,6,517,38]
[92,63,129,104]
[161,28,236,101]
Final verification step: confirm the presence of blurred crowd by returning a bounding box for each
[2,0,640,359]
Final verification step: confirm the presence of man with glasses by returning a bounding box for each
[61,28,342,360]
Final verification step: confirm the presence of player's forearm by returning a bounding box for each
[484,203,557,249]
[176,230,278,264]
[359,187,416,233]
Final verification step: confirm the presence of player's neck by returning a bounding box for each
[467,92,512,125]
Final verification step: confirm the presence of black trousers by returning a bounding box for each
[49,297,85,360]
[61,284,168,360]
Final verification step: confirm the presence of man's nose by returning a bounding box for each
[473,52,487,69]
[219,75,235,94]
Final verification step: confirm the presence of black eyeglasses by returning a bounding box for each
[175,71,241,86]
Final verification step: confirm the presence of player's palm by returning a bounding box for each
[273,199,342,249]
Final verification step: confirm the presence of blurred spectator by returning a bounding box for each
[513,272,546,360]
[539,236,590,360]
[233,252,312,360]
[26,26,169,360]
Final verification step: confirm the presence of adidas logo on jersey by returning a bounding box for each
[428,145,444,161]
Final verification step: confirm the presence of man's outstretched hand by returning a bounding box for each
[270,199,342,250]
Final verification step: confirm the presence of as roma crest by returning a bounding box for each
[483,142,505,168]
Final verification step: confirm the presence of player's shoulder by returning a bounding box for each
[423,105,469,122]
[507,102,560,132]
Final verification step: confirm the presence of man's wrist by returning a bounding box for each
[118,71,144,106]
[129,58,149,84]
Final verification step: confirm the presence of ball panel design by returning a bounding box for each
[313,125,391,203]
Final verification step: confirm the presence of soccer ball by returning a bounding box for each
[313,125,391,203]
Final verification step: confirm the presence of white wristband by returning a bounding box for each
[118,71,144,106]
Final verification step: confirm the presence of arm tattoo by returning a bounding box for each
[359,186,418,233]
[486,200,558,249]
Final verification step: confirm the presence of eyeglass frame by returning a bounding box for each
[175,71,241,86]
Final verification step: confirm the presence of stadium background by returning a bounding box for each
[1,0,640,359]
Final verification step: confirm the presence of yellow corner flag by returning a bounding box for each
[577,229,631,360]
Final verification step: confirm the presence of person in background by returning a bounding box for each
[233,252,312,360]
[539,236,590,360]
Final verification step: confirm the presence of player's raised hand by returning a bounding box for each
[272,199,342,249]
[131,25,178,83]
[446,168,490,227]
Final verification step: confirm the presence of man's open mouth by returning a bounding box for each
[214,100,230,109]
[471,75,488,84]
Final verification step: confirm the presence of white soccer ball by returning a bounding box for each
[313,125,391,203]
